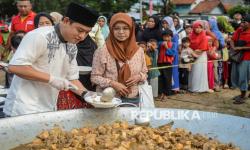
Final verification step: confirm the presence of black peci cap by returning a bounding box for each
[65,2,99,27]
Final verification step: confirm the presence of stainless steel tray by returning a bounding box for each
[0,108,250,150]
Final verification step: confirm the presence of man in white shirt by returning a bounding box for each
[2,2,98,116]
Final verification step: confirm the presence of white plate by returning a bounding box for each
[85,95,122,108]
[78,66,92,75]
[0,88,8,95]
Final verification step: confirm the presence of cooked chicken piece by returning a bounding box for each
[31,138,43,145]
[12,121,240,150]
[85,134,97,146]
[38,131,49,140]
[70,129,79,136]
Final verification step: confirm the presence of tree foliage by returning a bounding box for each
[228,5,250,18]
[0,0,138,18]
[32,0,138,15]
[161,0,175,16]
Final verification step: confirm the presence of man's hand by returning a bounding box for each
[49,75,71,90]
[111,81,130,97]
[81,91,96,100]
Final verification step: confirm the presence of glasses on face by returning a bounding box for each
[113,27,130,32]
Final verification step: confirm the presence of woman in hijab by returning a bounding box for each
[209,18,226,90]
[34,12,54,29]
[161,16,180,92]
[209,18,225,49]
[173,16,183,34]
[217,16,234,34]
[217,16,235,88]
[209,18,229,89]
[89,17,105,48]
[97,16,110,40]
[188,21,210,92]
[194,20,221,91]
[91,13,147,105]
[141,15,162,42]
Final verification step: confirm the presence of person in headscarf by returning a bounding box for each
[141,15,162,42]
[172,16,183,34]
[75,18,106,91]
[50,12,63,24]
[194,20,219,48]
[76,35,97,91]
[209,18,232,89]
[97,16,110,40]
[209,18,227,91]
[161,16,179,92]
[209,18,225,49]
[217,16,234,34]
[89,18,105,48]
[217,16,235,89]
[194,20,221,91]
[188,21,210,93]
[207,35,220,91]
[91,13,147,105]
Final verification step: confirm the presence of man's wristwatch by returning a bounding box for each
[81,91,88,98]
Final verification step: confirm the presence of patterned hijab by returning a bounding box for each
[106,13,139,84]
[98,16,109,40]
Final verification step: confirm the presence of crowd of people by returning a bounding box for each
[0,0,250,117]
[136,11,250,105]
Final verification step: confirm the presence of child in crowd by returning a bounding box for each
[138,41,151,69]
[158,29,174,100]
[207,36,220,91]
[179,37,198,90]
[147,39,160,98]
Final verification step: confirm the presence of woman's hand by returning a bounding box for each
[126,74,141,87]
[111,81,130,97]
